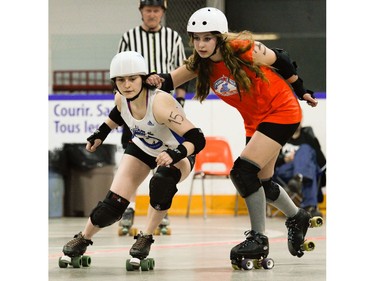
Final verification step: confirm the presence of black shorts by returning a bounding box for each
[124,142,157,169]
[246,122,300,146]
[124,142,196,171]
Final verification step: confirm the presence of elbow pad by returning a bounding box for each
[159,73,174,93]
[109,106,125,126]
[271,48,297,79]
[183,128,206,155]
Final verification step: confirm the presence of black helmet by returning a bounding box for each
[139,0,167,10]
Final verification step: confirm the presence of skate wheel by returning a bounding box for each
[140,259,150,271]
[231,260,241,270]
[126,259,135,271]
[58,257,68,268]
[302,240,315,251]
[153,228,161,235]
[310,216,324,228]
[148,258,155,270]
[252,259,262,269]
[118,227,128,236]
[241,259,254,270]
[71,256,82,268]
[81,255,91,267]
[261,258,274,269]
[129,228,138,236]
[160,227,168,235]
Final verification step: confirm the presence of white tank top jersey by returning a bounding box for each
[120,89,185,157]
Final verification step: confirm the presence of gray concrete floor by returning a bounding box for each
[49,215,326,281]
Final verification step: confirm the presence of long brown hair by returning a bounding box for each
[186,31,268,102]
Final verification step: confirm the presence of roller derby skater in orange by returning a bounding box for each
[149,7,320,270]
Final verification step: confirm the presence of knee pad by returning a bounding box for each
[149,166,181,210]
[90,191,129,228]
[230,157,261,198]
[262,179,281,202]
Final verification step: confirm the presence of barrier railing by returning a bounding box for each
[52,70,112,93]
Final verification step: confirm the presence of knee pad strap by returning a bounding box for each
[149,166,181,210]
[90,191,129,228]
[230,157,261,198]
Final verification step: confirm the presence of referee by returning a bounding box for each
[117,0,187,108]
[116,0,188,233]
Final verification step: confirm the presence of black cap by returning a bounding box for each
[139,0,167,10]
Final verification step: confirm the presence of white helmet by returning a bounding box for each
[187,7,228,34]
[110,51,147,78]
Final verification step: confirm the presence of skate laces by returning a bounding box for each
[285,210,310,239]
[240,230,262,247]
[285,217,307,242]
[133,231,154,249]
[67,232,93,247]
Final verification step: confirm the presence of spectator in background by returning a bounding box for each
[116,0,188,233]
[274,123,326,217]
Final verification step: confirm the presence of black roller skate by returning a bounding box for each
[58,232,93,268]
[285,208,324,257]
[118,207,137,236]
[126,231,155,271]
[154,213,171,235]
[230,230,274,270]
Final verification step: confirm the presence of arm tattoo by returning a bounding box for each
[168,111,184,125]
[254,42,266,55]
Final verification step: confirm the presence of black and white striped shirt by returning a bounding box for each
[117,26,186,74]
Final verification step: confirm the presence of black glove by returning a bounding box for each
[87,122,111,145]
[164,144,188,164]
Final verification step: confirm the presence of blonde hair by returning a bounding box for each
[186,31,268,102]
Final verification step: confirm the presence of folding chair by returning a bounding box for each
[186,136,237,219]
[267,126,326,217]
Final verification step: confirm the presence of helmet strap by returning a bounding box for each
[126,85,144,102]
[208,33,224,59]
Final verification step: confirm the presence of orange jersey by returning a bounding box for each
[209,40,302,137]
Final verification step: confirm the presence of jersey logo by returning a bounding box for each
[213,75,238,96]
[147,120,155,126]
[132,126,163,149]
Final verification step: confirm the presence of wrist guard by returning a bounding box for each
[176,97,185,107]
[291,77,315,100]
[87,122,111,145]
[164,144,188,164]
[159,73,174,92]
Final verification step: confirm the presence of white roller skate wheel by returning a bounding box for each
[129,257,141,266]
